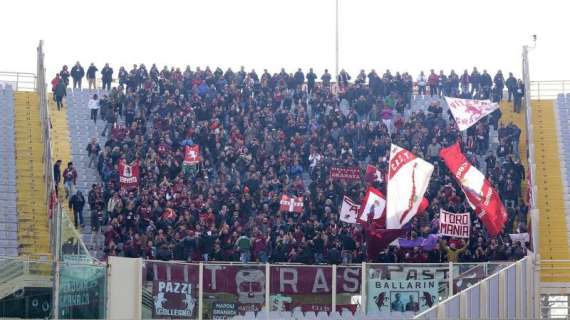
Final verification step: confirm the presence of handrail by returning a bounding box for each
[529,80,570,100]
[0,71,36,91]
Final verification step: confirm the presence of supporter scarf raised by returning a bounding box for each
[439,142,507,236]
[386,144,434,229]
[279,195,304,213]
[183,145,201,166]
[118,159,140,190]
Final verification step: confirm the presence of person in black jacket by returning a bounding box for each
[54,80,67,110]
[87,63,98,90]
[69,190,85,228]
[101,63,113,90]
[506,72,517,102]
[53,160,62,195]
[306,68,317,93]
[70,62,85,89]
[59,65,70,87]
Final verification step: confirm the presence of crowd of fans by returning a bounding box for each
[53,63,529,264]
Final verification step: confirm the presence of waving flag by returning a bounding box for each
[364,164,383,184]
[386,144,434,229]
[184,145,201,166]
[340,196,361,224]
[358,187,386,225]
[439,142,507,236]
[118,159,140,190]
[444,97,499,131]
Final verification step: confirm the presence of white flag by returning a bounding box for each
[386,144,434,229]
[340,196,361,224]
[357,187,386,224]
[444,97,499,131]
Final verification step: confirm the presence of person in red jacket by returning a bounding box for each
[427,69,439,97]
[51,74,60,100]
[63,162,77,199]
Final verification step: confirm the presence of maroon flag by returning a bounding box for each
[118,159,140,190]
[439,142,507,236]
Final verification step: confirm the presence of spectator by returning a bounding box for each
[53,159,62,196]
[69,190,86,228]
[86,138,101,168]
[417,71,427,96]
[54,79,67,111]
[88,94,100,124]
[428,69,438,97]
[506,72,517,102]
[101,63,113,90]
[321,69,332,87]
[87,63,98,90]
[513,79,525,113]
[494,70,505,102]
[71,62,85,89]
[63,162,77,199]
[60,65,70,87]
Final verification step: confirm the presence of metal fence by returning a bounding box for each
[0,71,36,92]
[530,80,570,101]
[139,260,512,320]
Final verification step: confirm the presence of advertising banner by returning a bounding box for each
[366,279,438,314]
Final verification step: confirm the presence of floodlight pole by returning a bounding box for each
[335,0,339,82]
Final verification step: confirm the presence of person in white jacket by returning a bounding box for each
[88,94,100,124]
[417,71,427,96]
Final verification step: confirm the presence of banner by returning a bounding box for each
[440,142,507,236]
[118,159,140,190]
[366,279,438,315]
[398,234,440,251]
[340,196,360,224]
[444,97,499,131]
[358,187,386,224]
[364,164,383,184]
[212,302,237,320]
[330,167,360,181]
[184,145,201,166]
[509,233,529,244]
[386,144,434,229]
[439,210,470,238]
[152,280,197,318]
[279,195,304,213]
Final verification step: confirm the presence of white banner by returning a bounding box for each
[439,210,470,238]
[444,97,499,131]
[386,144,434,229]
[340,196,361,224]
[509,233,529,244]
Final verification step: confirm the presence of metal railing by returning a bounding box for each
[139,259,513,320]
[0,71,36,91]
[530,80,570,101]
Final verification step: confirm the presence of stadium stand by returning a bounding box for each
[53,65,529,266]
[13,91,49,256]
[0,85,18,257]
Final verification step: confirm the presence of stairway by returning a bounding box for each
[0,86,18,257]
[13,91,49,256]
[531,99,570,283]
[49,89,105,258]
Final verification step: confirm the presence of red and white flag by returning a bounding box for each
[340,196,361,224]
[357,187,386,224]
[279,195,304,213]
[444,97,499,131]
[364,164,383,184]
[118,159,140,190]
[439,142,507,236]
[184,145,201,166]
[386,144,434,229]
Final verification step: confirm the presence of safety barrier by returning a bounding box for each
[413,256,537,319]
[0,71,36,91]
[132,259,512,320]
[530,80,570,101]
